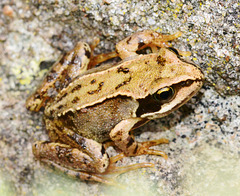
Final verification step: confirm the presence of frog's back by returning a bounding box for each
[45,52,166,118]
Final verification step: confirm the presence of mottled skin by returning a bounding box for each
[26,30,204,184]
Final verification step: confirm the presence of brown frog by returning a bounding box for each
[26,30,204,184]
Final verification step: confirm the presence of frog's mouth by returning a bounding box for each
[136,79,203,119]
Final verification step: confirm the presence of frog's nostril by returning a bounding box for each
[32,143,41,158]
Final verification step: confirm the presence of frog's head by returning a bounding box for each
[136,47,204,119]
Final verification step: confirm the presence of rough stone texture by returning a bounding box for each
[0,0,239,195]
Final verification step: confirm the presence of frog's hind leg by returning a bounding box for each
[26,42,91,112]
[32,140,153,184]
[33,119,114,183]
[88,30,182,67]
[32,141,112,184]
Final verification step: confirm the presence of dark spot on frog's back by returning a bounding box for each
[90,79,96,84]
[72,97,79,104]
[157,55,166,65]
[117,67,129,73]
[115,77,131,90]
[62,92,68,99]
[87,82,104,94]
[57,92,68,102]
[58,105,63,110]
[99,82,104,87]
[144,60,150,66]
[71,84,82,93]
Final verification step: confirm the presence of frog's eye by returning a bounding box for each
[154,87,175,102]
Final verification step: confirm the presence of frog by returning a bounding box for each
[26,30,204,184]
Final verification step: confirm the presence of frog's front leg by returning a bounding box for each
[26,42,91,112]
[110,118,169,159]
[116,30,182,59]
[32,138,111,183]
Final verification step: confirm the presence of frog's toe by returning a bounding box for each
[137,138,169,159]
[105,162,154,175]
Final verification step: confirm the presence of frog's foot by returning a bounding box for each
[109,153,154,172]
[86,152,153,177]
[110,118,169,159]
[106,162,154,176]
[134,139,169,159]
